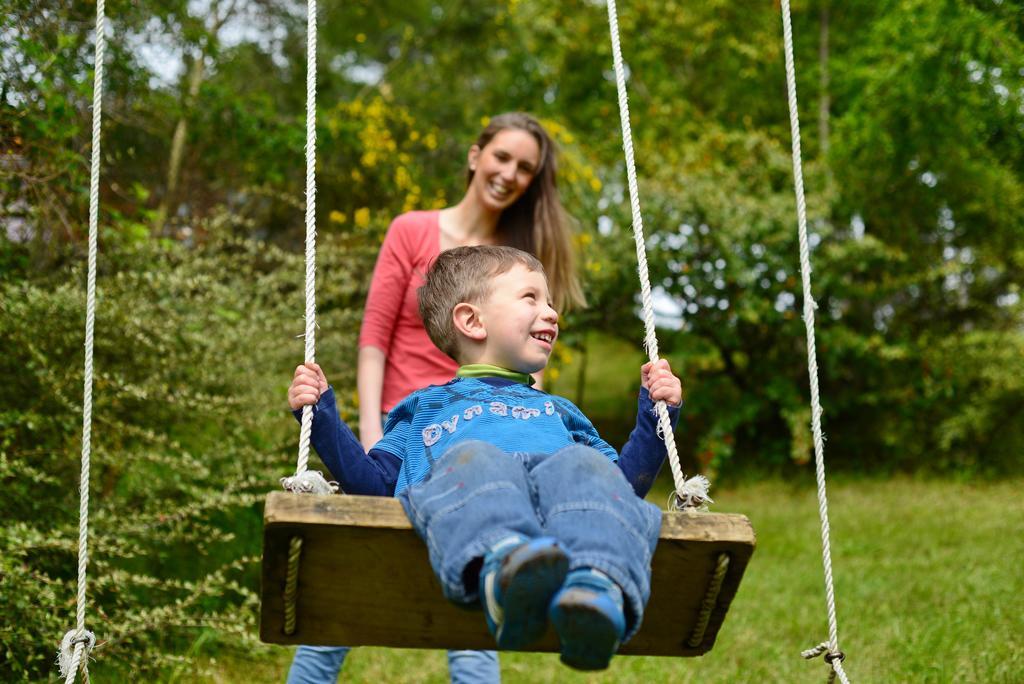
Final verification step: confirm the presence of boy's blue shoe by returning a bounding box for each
[548,568,626,671]
[479,536,569,650]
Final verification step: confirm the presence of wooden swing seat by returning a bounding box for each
[260,492,755,656]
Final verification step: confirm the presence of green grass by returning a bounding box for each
[192,476,1022,683]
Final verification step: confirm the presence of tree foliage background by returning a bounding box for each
[2,0,1023,678]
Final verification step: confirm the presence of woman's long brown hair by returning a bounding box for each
[467,112,586,313]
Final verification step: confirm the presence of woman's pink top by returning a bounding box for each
[358,210,458,412]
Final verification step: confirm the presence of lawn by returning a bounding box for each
[196,475,1023,683]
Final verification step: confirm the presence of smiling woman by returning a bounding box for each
[356,112,586,451]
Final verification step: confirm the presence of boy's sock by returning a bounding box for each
[548,567,626,671]
[478,535,569,650]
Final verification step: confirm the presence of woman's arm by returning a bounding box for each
[357,345,387,450]
[358,215,422,449]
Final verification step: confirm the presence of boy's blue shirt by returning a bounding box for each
[380,377,621,494]
[296,376,679,498]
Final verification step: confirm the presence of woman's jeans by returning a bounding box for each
[286,646,498,683]
[398,440,662,641]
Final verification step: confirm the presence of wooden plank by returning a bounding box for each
[260,492,755,656]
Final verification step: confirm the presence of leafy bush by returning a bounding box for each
[0,231,377,680]
[563,125,1024,479]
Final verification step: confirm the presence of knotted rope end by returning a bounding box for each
[58,629,96,678]
[281,470,338,495]
[671,475,713,511]
[801,641,830,660]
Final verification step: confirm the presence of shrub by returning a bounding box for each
[0,232,376,680]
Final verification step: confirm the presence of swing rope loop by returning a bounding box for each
[802,642,847,684]
[780,1,850,682]
[686,553,730,648]
[283,536,304,635]
[58,630,96,682]
[58,0,106,679]
[604,0,710,511]
[285,0,336,496]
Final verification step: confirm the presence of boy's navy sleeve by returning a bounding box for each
[291,387,400,496]
[617,387,681,498]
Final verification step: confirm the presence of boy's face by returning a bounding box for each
[474,263,559,374]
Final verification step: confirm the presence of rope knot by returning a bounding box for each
[58,629,96,678]
[670,475,713,510]
[280,470,338,494]
[801,641,847,684]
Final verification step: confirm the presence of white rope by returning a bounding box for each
[58,0,105,679]
[780,2,850,682]
[604,0,709,511]
[283,0,334,495]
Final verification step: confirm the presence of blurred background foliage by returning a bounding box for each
[2,0,1023,678]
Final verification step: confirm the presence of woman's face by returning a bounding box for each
[468,128,541,213]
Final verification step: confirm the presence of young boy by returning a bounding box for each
[287,245,683,670]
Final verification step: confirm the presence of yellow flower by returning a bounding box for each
[351,169,364,183]
[355,207,371,228]
[395,166,411,190]
[329,210,347,224]
[355,33,366,43]
[589,177,602,191]
[409,130,420,142]
[547,367,560,382]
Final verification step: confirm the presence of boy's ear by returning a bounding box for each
[452,302,487,342]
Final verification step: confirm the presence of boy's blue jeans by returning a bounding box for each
[398,440,662,641]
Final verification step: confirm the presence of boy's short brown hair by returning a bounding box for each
[419,245,545,361]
